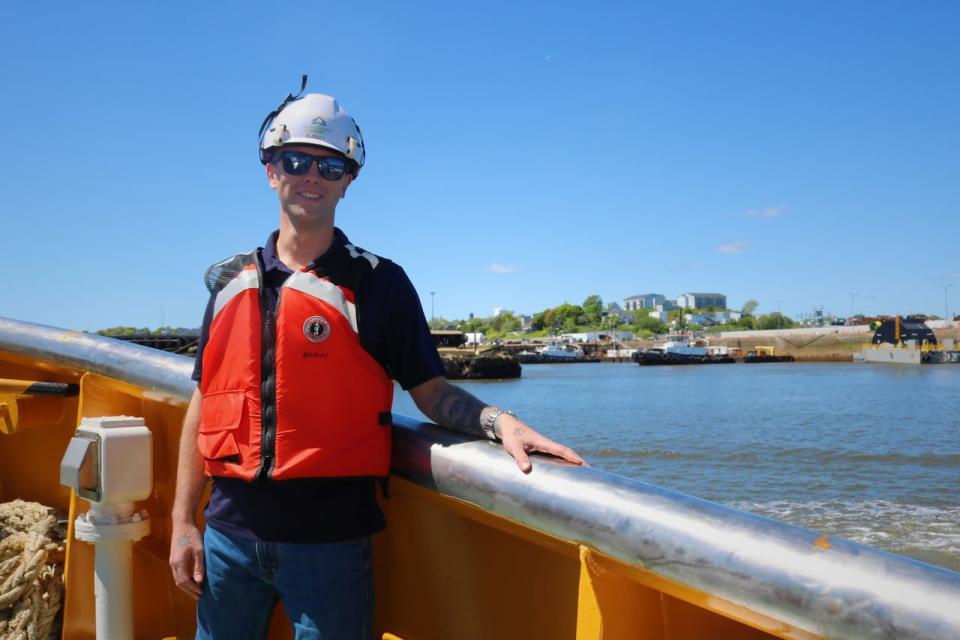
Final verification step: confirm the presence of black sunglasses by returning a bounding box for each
[278,151,349,181]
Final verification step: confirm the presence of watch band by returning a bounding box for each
[482,408,515,440]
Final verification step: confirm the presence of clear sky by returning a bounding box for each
[2,2,958,331]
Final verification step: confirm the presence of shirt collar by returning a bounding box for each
[261,227,350,273]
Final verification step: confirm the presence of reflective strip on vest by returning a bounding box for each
[213,267,260,318]
[282,271,359,333]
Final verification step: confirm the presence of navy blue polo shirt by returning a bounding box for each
[192,228,444,543]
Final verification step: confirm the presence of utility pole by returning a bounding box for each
[848,291,860,321]
[430,291,436,323]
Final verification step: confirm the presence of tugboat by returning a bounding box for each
[633,334,735,365]
[517,342,598,364]
[537,343,586,362]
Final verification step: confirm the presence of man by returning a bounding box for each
[169,82,584,639]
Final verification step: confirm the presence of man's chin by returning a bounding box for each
[285,206,333,226]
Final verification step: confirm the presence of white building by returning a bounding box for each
[624,293,666,311]
[675,292,727,310]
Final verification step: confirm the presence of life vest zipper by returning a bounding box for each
[254,256,278,482]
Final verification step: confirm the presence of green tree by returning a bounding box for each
[489,311,521,334]
[582,295,604,326]
[460,317,488,333]
[531,311,548,331]
[97,326,145,336]
[757,313,796,330]
[633,316,668,335]
[428,317,450,330]
[741,299,759,315]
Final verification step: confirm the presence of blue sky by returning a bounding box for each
[2,2,958,331]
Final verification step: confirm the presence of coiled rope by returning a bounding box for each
[0,500,65,640]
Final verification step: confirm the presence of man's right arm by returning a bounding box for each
[169,387,207,600]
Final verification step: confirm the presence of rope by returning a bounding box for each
[0,501,65,640]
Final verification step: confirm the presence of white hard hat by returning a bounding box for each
[258,76,366,176]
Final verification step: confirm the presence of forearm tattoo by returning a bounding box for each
[428,385,487,438]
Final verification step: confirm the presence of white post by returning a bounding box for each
[94,540,134,640]
[85,503,139,640]
[60,416,152,640]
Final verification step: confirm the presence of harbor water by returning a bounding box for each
[393,362,960,572]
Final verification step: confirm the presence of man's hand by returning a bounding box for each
[496,413,585,473]
[410,376,587,473]
[169,522,205,600]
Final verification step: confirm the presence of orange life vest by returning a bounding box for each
[197,246,394,482]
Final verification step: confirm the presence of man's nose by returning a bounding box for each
[305,162,325,179]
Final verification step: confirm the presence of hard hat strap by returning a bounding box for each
[258,74,309,140]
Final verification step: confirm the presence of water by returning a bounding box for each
[393,362,960,571]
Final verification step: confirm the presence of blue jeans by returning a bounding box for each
[196,526,373,640]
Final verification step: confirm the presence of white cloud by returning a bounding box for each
[745,206,784,219]
[717,242,748,254]
[489,263,517,274]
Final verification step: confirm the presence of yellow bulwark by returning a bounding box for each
[2,317,959,639]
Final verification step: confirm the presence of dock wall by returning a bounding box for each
[712,325,960,362]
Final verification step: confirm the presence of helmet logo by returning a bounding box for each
[311,116,327,126]
[303,316,331,343]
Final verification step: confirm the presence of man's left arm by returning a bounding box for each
[409,376,585,473]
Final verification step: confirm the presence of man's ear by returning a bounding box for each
[266,162,280,190]
[340,174,354,199]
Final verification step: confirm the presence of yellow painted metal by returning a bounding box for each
[0,376,74,434]
[0,351,826,639]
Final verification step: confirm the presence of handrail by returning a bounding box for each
[2,316,959,639]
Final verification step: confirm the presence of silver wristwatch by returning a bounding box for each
[482,408,515,440]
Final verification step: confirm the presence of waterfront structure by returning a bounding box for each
[676,292,727,309]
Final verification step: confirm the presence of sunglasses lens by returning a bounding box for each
[280,152,348,180]
[281,152,311,175]
[319,158,346,180]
